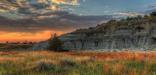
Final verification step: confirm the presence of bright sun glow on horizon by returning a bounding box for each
[0,30,63,43]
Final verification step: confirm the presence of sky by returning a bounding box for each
[0,0,156,42]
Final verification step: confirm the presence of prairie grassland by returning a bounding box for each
[0,51,156,75]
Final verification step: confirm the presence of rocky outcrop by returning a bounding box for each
[59,32,154,50]
[33,13,156,50]
[59,16,156,50]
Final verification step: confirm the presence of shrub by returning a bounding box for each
[47,33,63,51]
[149,63,156,72]
[34,61,61,72]
[60,59,77,68]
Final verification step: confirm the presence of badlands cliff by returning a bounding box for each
[59,13,156,50]
[33,12,156,50]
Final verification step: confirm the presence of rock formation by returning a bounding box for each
[59,14,156,50]
[33,12,156,50]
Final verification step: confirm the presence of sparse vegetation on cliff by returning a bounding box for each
[73,12,156,35]
[59,12,156,50]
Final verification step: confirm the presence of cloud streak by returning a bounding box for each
[52,0,79,5]
[0,11,112,33]
[0,0,79,19]
[0,0,113,34]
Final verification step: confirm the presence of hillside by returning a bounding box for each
[72,12,156,35]
[59,12,156,50]
[32,12,156,50]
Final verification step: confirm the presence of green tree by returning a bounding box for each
[150,12,156,17]
[48,33,63,51]
[150,12,156,22]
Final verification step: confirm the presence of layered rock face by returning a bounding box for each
[60,32,154,50]
[59,18,156,50]
[33,13,156,50]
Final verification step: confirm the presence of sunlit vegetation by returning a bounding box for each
[73,12,156,35]
[0,51,156,75]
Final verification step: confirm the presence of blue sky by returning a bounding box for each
[1,0,156,18]
[71,0,156,15]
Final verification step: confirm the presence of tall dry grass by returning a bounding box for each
[0,50,156,75]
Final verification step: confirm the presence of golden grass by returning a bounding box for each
[0,50,156,75]
[65,51,156,61]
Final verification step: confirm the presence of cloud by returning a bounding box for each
[0,0,113,42]
[145,3,156,14]
[0,11,112,33]
[52,0,79,5]
[148,3,156,9]
[113,12,144,17]
[0,0,112,34]
[0,0,79,19]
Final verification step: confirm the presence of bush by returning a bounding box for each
[47,33,63,51]
[149,63,156,72]
[34,62,57,72]
[60,59,77,68]
[150,12,156,17]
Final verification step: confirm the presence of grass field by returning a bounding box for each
[0,50,156,75]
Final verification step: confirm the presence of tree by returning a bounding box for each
[150,12,156,17]
[47,33,63,51]
[150,12,156,22]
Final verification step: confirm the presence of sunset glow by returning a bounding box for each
[0,0,156,43]
[0,30,63,43]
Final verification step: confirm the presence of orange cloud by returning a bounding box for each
[52,0,79,5]
[0,30,63,43]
